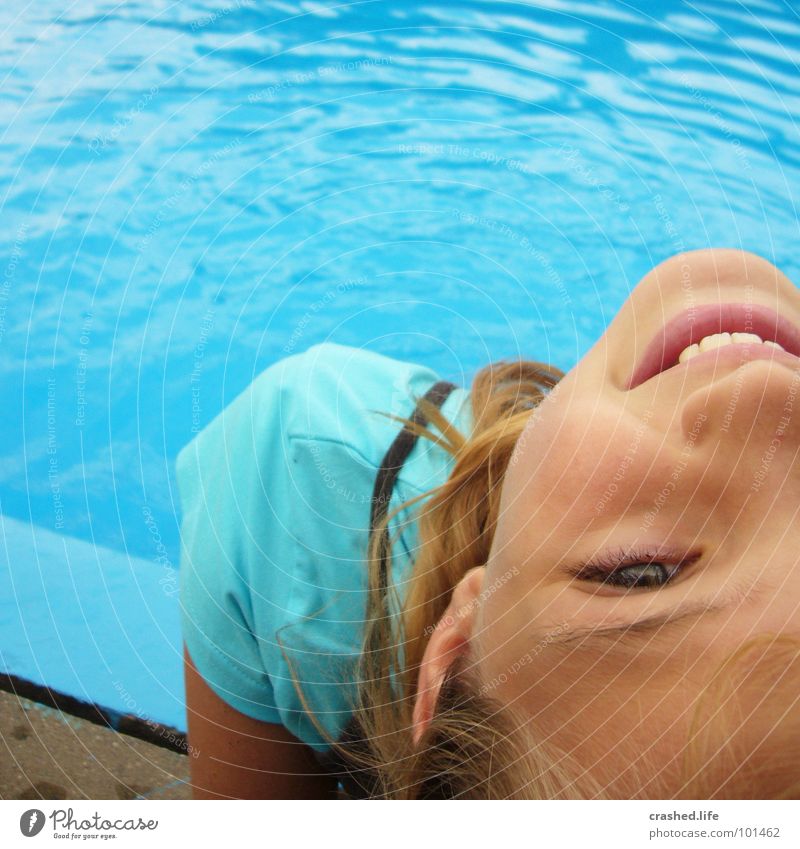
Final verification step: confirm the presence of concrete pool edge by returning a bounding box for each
[0,671,188,756]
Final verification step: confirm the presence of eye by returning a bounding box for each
[571,546,693,591]
[596,561,679,589]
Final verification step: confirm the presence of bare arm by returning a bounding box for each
[183,644,338,799]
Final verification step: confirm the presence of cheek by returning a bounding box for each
[498,429,583,546]
[505,404,663,530]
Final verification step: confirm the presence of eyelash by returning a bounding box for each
[572,547,694,590]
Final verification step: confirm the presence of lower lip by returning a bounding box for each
[658,343,800,382]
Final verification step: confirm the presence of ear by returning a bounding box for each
[411,566,486,747]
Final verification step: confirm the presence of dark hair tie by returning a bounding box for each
[368,379,458,593]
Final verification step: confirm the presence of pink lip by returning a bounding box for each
[626,303,800,390]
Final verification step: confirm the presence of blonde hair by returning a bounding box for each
[304,357,800,798]
[346,357,576,798]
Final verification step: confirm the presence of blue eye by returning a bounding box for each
[599,562,678,589]
[572,547,689,590]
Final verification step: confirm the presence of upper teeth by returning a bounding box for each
[678,332,784,364]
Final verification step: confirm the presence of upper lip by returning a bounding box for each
[626,302,800,389]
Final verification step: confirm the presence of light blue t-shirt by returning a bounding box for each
[177,342,472,751]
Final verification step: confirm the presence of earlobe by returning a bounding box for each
[411,566,486,747]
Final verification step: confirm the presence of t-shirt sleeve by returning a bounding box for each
[176,349,309,725]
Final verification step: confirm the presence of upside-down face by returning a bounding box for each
[470,249,800,797]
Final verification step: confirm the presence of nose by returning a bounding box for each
[657,360,800,529]
[679,359,800,461]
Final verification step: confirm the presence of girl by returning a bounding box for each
[178,248,800,799]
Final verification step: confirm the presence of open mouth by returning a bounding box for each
[626,303,800,390]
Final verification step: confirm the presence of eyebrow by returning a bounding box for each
[548,598,727,649]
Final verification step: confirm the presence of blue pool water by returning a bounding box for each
[1,1,799,726]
